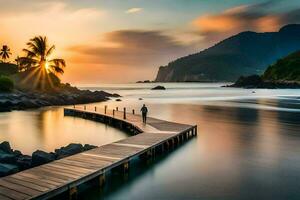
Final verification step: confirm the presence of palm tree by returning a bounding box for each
[19,36,66,74]
[0,45,12,62]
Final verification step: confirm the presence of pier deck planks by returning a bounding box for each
[0,107,196,200]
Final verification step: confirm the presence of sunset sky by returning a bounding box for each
[1,0,300,84]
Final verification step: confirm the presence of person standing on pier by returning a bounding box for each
[141,104,148,124]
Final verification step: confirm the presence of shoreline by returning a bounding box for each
[0,89,120,112]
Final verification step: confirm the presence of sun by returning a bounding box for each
[45,62,50,73]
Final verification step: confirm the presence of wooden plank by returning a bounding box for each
[82,152,121,161]
[35,167,80,180]
[21,170,69,184]
[66,155,114,166]
[0,193,13,200]
[2,176,49,192]
[0,179,40,197]
[15,173,63,187]
[0,185,30,200]
[57,159,101,170]
[11,174,58,189]
[40,165,85,177]
[46,162,94,174]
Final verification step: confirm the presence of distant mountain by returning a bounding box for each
[155,24,300,82]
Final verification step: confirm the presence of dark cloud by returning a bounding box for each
[192,0,300,45]
[68,30,191,66]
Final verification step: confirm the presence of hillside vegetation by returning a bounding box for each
[263,51,300,81]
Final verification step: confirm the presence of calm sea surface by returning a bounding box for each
[1,83,300,199]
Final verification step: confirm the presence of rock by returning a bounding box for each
[55,143,83,159]
[83,144,97,151]
[32,150,55,166]
[0,163,19,177]
[151,85,166,90]
[0,141,13,154]
[0,150,16,164]
[138,98,143,100]
[13,150,22,157]
[115,98,122,101]
[16,155,32,170]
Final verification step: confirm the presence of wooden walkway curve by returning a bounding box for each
[0,106,197,200]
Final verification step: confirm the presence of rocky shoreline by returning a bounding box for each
[0,89,120,112]
[0,141,97,177]
[225,75,300,89]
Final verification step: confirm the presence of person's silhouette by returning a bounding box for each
[140,104,148,124]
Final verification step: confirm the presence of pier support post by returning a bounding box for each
[123,108,126,119]
[95,106,97,112]
[84,105,86,110]
[113,109,115,116]
[98,173,106,188]
[69,186,77,200]
[116,107,118,111]
[132,109,135,115]
[105,105,107,114]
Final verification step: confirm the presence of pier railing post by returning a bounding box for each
[123,107,126,119]
[104,105,107,114]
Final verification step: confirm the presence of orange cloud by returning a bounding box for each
[255,16,281,32]
[193,15,241,33]
[191,1,287,45]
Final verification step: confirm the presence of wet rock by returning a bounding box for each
[0,163,19,177]
[83,144,97,151]
[16,155,32,170]
[13,150,22,157]
[0,150,16,164]
[55,143,83,159]
[0,141,13,154]
[32,150,55,166]
[151,85,166,90]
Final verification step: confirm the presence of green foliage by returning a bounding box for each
[0,63,18,76]
[263,51,300,81]
[0,76,14,92]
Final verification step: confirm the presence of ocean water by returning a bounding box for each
[1,83,300,199]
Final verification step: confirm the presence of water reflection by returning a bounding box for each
[0,107,128,155]
[82,97,300,200]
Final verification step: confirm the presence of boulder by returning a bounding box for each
[32,150,55,166]
[13,150,22,157]
[0,150,16,164]
[151,85,166,90]
[0,163,19,177]
[16,155,32,170]
[55,143,83,159]
[0,141,13,154]
[83,144,97,151]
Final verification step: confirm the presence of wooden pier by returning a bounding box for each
[0,106,197,200]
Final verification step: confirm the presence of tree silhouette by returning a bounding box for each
[19,36,66,74]
[0,45,12,62]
